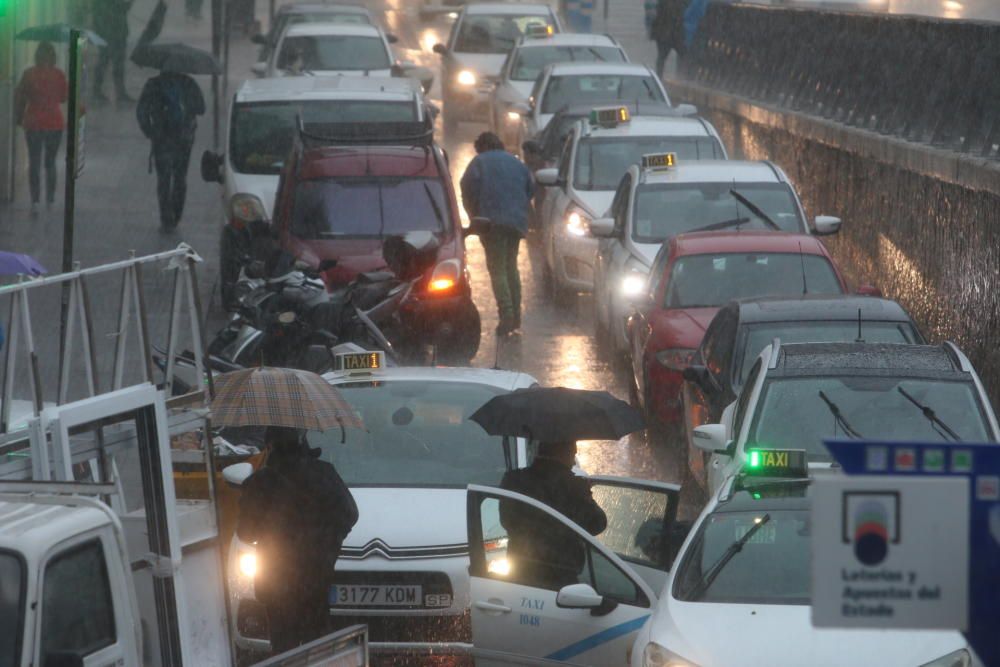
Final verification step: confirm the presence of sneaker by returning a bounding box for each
[496,317,516,336]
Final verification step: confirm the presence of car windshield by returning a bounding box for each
[665,253,843,309]
[511,45,625,81]
[541,74,665,113]
[0,552,23,666]
[277,34,390,71]
[633,183,804,242]
[674,509,809,604]
[308,381,511,486]
[270,11,372,40]
[455,15,554,54]
[230,101,417,175]
[749,376,991,461]
[737,321,920,384]
[292,177,450,239]
[574,137,724,191]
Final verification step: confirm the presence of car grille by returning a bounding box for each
[340,539,468,560]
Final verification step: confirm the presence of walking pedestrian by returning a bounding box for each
[460,132,533,336]
[647,0,687,78]
[236,426,359,653]
[499,441,607,589]
[136,66,205,230]
[14,42,68,213]
[92,0,134,104]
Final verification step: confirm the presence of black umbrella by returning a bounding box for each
[16,23,106,46]
[469,387,646,442]
[131,42,221,75]
[135,0,168,49]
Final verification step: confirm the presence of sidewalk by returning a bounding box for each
[592,0,680,80]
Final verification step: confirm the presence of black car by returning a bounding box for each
[682,295,925,438]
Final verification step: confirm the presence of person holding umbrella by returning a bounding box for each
[135,54,206,230]
[14,42,67,213]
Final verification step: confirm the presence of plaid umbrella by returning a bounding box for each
[210,367,364,432]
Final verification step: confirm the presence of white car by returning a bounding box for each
[535,106,727,298]
[488,32,627,148]
[692,341,1000,493]
[630,459,974,667]
[432,3,563,132]
[511,61,670,153]
[592,159,842,357]
[225,365,538,656]
[199,76,431,307]
[258,22,395,78]
[251,3,376,65]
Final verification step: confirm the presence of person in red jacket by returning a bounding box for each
[14,42,68,212]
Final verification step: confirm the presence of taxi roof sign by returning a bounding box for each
[525,23,555,38]
[589,106,630,127]
[641,152,677,170]
[334,350,385,372]
[744,448,808,478]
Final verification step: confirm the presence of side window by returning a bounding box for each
[556,133,573,183]
[647,250,670,300]
[478,496,647,606]
[611,174,632,235]
[40,540,117,658]
[701,317,723,376]
[733,359,762,435]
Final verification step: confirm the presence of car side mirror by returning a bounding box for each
[251,34,268,45]
[222,462,253,487]
[432,43,448,55]
[589,217,615,238]
[44,653,84,667]
[556,583,603,608]
[856,284,883,297]
[682,364,714,392]
[813,215,842,235]
[250,61,267,77]
[200,150,224,184]
[510,101,531,116]
[692,423,730,455]
[534,168,560,187]
[522,139,542,156]
[674,103,697,116]
[386,32,399,44]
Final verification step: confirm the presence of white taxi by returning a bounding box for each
[260,22,396,78]
[592,157,843,357]
[488,31,627,149]
[534,106,726,299]
[630,454,974,667]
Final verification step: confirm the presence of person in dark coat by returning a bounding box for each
[460,132,534,336]
[236,426,359,654]
[92,0,133,103]
[499,441,607,589]
[136,67,205,230]
[647,0,687,78]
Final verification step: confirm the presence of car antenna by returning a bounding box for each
[798,241,808,295]
[855,307,864,343]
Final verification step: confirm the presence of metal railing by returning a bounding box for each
[682,3,1000,156]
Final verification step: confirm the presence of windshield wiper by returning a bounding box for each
[729,190,781,231]
[818,390,864,439]
[423,182,445,228]
[897,387,962,442]
[587,47,606,62]
[686,513,771,600]
[688,216,750,234]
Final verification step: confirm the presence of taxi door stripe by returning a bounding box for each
[544,614,650,661]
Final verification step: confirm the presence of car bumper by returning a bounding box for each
[553,234,597,292]
[445,84,491,116]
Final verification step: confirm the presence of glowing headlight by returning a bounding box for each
[238,552,258,578]
[506,110,521,122]
[456,70,477,86]
[487,557,511,576]
[621,272,647,296]
[643,641,699,667]
[566,211,589,237]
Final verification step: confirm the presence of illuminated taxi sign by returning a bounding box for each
[744,448,808,478]
[641,152,677,170]
[525,23,554,38]
[335,351,385,372]
[589,106,630,127]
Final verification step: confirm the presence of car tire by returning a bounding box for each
[437,300,482,363]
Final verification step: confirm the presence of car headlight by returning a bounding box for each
[229,193,268,227]
[566,209,590,237]
[506,110,521,122]
[643,642,698,667]
[428,258,461,293]
[456,69,477,86]
[621,272,647,296]
[919,649,971,667]
[239,551,258,578]
[656,348,696,370]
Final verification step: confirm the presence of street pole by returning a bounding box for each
[211,0,222,148]
[59,30,83,389]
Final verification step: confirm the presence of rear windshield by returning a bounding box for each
[291,177,451,239]
[511,45,625,82]
[455,14,555,54]
[574,137,724,191]
[541,74,665,113]
[231,101,417,175]
[0,551,23,667]
[277,34,390,72]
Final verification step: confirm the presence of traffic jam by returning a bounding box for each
[0,0,994,666]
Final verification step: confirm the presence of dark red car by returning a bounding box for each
[627,231,850,437]
[271,122,481,361]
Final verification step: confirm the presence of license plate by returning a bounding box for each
[329,584,422,606]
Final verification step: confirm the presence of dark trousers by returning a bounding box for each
[266,588,330,655]
[152,137,194,228]
[481,224,522,325]
[655,39,681,78]
[25,130,62,204]
[94,43,127,97]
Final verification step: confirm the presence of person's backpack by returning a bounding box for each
[141,75,190,140]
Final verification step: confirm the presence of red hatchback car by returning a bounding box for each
[627,231,849,436]
[271,122,481,361]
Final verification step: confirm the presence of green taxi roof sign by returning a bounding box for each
[589,106,630,128]
[640,152,677,170]
[525,23,554,38]
[744,448,808,478]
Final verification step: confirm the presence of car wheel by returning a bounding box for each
[437,300,482,363]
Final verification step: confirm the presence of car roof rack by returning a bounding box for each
[295,114,435,148]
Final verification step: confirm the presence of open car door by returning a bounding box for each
[466,482,677,666]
